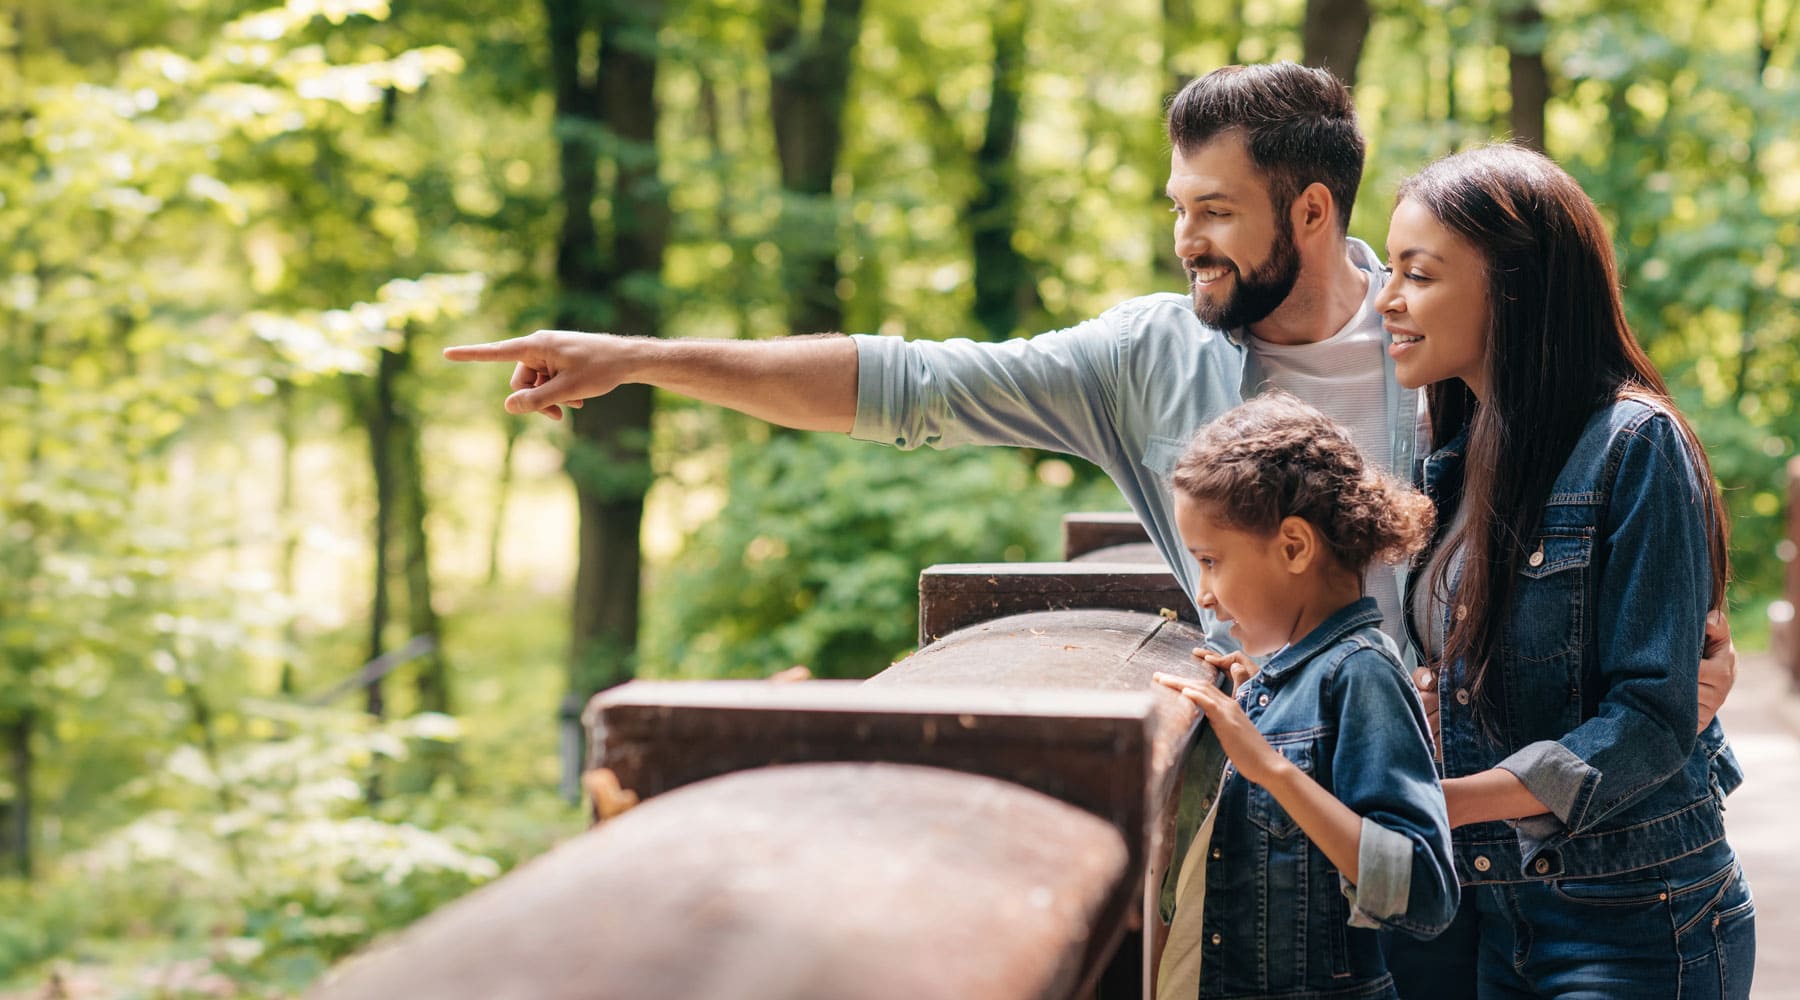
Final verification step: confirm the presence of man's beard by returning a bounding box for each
[1189,224,1301,330]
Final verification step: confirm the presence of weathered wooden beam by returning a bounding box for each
[918,562,1194,644]
[589,681,1164,851]
[1061,511,1151,560]
[307,763,1131,1000]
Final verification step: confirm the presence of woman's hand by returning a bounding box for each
[1698,610,1736,732]
[1412,666,1441,745]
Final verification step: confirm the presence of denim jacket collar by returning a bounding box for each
[1419,425,1470,500]
[1256,596,1385,687]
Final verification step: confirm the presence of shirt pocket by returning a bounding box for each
[1508,526,1593,665]
[1247,741,1313,839]
[1141,433,1193,487]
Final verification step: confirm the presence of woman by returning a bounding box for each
[1373,145,1754,998]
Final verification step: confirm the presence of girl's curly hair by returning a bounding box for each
[1172,393,1434,573]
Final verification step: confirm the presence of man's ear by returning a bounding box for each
[1276,516,1318,574]
[1291,182,1335,238]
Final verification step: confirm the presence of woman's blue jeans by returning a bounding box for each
[1385,841,1755,999]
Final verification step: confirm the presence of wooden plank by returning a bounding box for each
[308,763,1131,1000]
[1071,542,1163,565]
[587,681,1162,846]
[1062,511,1151,560]
[918,562,1195,644]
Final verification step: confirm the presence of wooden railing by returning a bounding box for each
[308,514,1212,1000]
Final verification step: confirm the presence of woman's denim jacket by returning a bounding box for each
[1412,399,1745,886]
[1198,598,1458,998]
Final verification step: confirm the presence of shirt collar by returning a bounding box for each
[1254,596,1385,686]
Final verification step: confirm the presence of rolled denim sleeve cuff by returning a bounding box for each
[848,334,908,445]
[1495,739,1595,826]
[1340,816,1413,929]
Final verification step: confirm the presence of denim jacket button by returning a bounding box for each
[1257,694,1269,707]
[1455,688,1471,705]
[1473,855,1492,872]
[1454,604,1468,622]
[1210,933,1222,946]
[1534,857,1550,874]
[1528,548,1545,567]
[1210,846,1222,860]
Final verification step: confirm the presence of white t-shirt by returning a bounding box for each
[1245,270,1404,642]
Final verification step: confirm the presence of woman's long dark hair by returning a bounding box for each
[1401,145,1729,726]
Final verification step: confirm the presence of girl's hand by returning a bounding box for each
[1192,647,1259,692]
[1154,672,1288,786]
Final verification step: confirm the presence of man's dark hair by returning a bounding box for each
[1166,63,1365,233]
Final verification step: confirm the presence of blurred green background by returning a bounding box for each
[3,0,1797,994]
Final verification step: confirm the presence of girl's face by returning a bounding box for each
[1175,493,1303,657]
[1376,197,1492,400]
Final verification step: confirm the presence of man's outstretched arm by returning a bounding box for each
[443,331,858,432]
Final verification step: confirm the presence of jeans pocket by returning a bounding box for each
[1549,872,1669,909]
[1675,862,1755,1000]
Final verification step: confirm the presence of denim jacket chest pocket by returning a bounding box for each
[1503,514,1596,742]
[1247,739,1315,839]
[1507,524,1593,663]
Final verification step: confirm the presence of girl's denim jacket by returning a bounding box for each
[1198,598,1458,999]
[1413,398,1745,886]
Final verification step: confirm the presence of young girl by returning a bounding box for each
[1153,392,1457,1000]
[1375,145,1754,998]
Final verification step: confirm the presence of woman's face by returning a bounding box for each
[1376,197,1492,400]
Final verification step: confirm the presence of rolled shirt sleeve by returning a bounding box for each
[1341,815,1415,929]
[1328,646,1459,938]
[1495,738,1593,827]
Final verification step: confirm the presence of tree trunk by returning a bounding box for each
[1302,0,1372,87]
[485,418,520,586]
[696,73,752,340]
[276,378,300,694]
[969,0,1031,341]
[544,0,669,797]
[1,709,31,878]
[1503,0,1548,152]
[764,0,865,335]
[392,328,449,719]
[1732,0,1793,402]
[364,349,401,722]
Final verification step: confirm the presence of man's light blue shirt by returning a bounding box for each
[849,238,1417,650]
